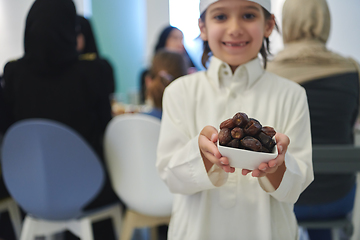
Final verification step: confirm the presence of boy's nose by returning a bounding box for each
[228,19,244,37]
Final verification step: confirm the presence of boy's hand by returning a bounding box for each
[242,132,289,178]
[199,126,235,173]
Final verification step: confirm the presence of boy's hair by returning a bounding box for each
[200,8,276,69]
[147,49,187,109]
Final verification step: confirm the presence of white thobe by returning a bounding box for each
[156,57,313,240]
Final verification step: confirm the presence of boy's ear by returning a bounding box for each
[264,14,275,38]
[198,18,208,41]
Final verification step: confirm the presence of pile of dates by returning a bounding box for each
[218,112,276,153]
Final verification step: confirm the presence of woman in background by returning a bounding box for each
[154,25,196,73]
[268,0,360,239]
[140,26,196,104]
[2,0,120,239]
[76,15,116,97]
[143,49,187,119]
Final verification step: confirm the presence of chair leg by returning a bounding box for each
[44,235,56,240]
[351,172,360,240]
[120,210,136,240]
[150,227,158,240]
[79,218,94,240]
[85,203,122,240]
[7,200,23,240]
[20,216,36,240]
[331,228,341,240]
[110,205,123,239]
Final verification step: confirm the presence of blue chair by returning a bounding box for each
[1,119,122,240]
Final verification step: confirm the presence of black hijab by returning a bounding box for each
[77,15,99,55]
[23,0,79,75]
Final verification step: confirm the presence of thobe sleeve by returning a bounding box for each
[156,82,228,195]
[259,87,314,203]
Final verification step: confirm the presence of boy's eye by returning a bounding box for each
[243,13,255,20]
[214,14,227,21]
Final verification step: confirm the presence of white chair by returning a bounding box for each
[0,197,22,239]
[351,172,360,240]
[104,114,173,240]
[1,119,122,240]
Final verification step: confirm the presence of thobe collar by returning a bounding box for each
[206,56,264,93]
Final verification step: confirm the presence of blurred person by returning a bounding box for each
[0,76,11,137]
[268,0,360,239]
[156,0,313,239]
[76,15,116,96]
[154,25,196,74]
[2,0,121,239]
[140,26,196,104]
[143,49,187,119]
[0,75,17,240]
[136,50,187,240]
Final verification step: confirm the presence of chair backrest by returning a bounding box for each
[1,119,104,220]
[104,113,173,217]
[310,145,360,173]
[298,145,360,238]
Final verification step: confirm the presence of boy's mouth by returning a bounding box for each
[223,42,248,47]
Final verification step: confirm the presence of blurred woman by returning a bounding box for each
[268,0,360,239]
[2,0,120,239]
[140,26,196,104]
[76,15,116,96]
[143,49,187,119]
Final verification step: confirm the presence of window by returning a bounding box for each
[169,0,204,69]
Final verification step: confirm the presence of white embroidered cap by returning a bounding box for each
[200,0,271,15]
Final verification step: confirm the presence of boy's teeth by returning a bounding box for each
[225,42,246,46]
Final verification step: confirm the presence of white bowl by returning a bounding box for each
[218,142,278,170]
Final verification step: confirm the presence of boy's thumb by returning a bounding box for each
[211,133,217,143]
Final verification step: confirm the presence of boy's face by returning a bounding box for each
[199,0,274,71]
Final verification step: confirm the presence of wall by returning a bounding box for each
[269,0,360,61]
[326,0,360,60]
[0,0,86,76]
[1,0,359,98]
[90,0,146,103]
[0,0,33,72]
[145,0,170,67]
[89,0,169,103]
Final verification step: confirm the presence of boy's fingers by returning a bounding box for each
[199,135,221,159]
[200,125,218,139]
[222,165,235,173]
[242,169,251,176]
[210,133,218,143]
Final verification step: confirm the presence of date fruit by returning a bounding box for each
[219,128,232,145]
[227,139,241,148]
[232,112,249,128]
[240,136,262,152]
[261,126,276,138]
[231,127,245,139]
[220,118,236,129]
[256,132,276,150]
[244,118,262,136]
[218,112,277,153]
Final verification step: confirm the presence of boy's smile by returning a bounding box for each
[199,0,275,72]
[223,41,248,47]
